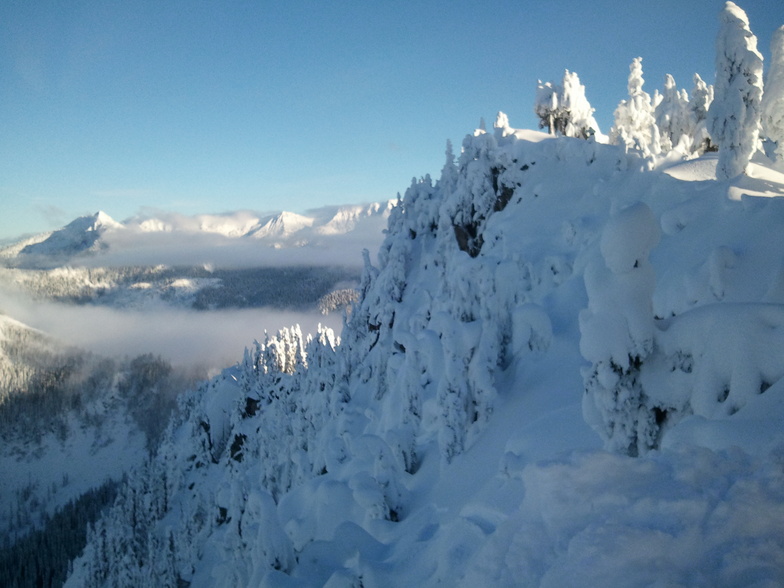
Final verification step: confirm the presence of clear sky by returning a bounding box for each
[2,0,783,241]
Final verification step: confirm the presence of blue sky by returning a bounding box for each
[1,0,783,241]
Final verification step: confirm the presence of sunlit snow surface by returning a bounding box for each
[63,130,784,586]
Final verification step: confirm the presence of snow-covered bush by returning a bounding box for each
[580,203,662,456]
[708,1,764,179]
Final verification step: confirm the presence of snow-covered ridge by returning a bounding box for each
[64,115,784,586]
[126,201,395,243]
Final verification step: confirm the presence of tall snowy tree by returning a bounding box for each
[655,74,690,152]
[690,73,716,153]
[761,26,784,161]
[534,71,600,138]
[610,57,662,157]
[534,80,560,135]
[560,70,601,138]
[708,1,764,180]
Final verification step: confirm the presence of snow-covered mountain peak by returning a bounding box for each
[316,200,395,235]
[249,210,315,240]
[128,210,262,236]
[16,211,122,260]
[59,210,122,234]
[92,210,122,230]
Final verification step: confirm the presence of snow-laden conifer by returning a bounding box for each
[761,26,784,160]
[534,80,560,135]
[560,70,600,138]
[534,71,599,138]
[610,57,662,157]
[689,73,716,153]
[708,1,764,179]
[655,74,690,152]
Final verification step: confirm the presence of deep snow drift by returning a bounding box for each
[64,119,784,586]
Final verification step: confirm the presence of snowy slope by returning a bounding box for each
[0,314,148,543]
[66,121,784,586]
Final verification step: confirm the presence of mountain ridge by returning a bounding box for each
[0,201,394,270]
[63,119,784,586]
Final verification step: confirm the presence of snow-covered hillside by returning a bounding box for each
[0,314,202,540]
[0,310,214,587]
[64,111,784,586]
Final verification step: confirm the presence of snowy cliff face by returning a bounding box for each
[67,125,784,586]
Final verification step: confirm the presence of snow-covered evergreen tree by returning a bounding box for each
[689,73,716,153]
[534,80,560,135]
[560,70,600,139]
[534,70,600,138]
[761,25,784,160]
[610,57,662,157]
[655,74,690,152]
[708,1,764,179]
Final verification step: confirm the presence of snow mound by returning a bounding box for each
[663,155,719,181]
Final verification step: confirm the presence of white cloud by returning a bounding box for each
[0,289,342,371]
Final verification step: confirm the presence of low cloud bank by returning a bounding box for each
[0,289,342,371]
[87,230,380,269]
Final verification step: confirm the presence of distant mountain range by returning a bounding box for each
[0,201,394,268]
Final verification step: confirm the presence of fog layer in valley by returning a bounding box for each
[0,288,343,371]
